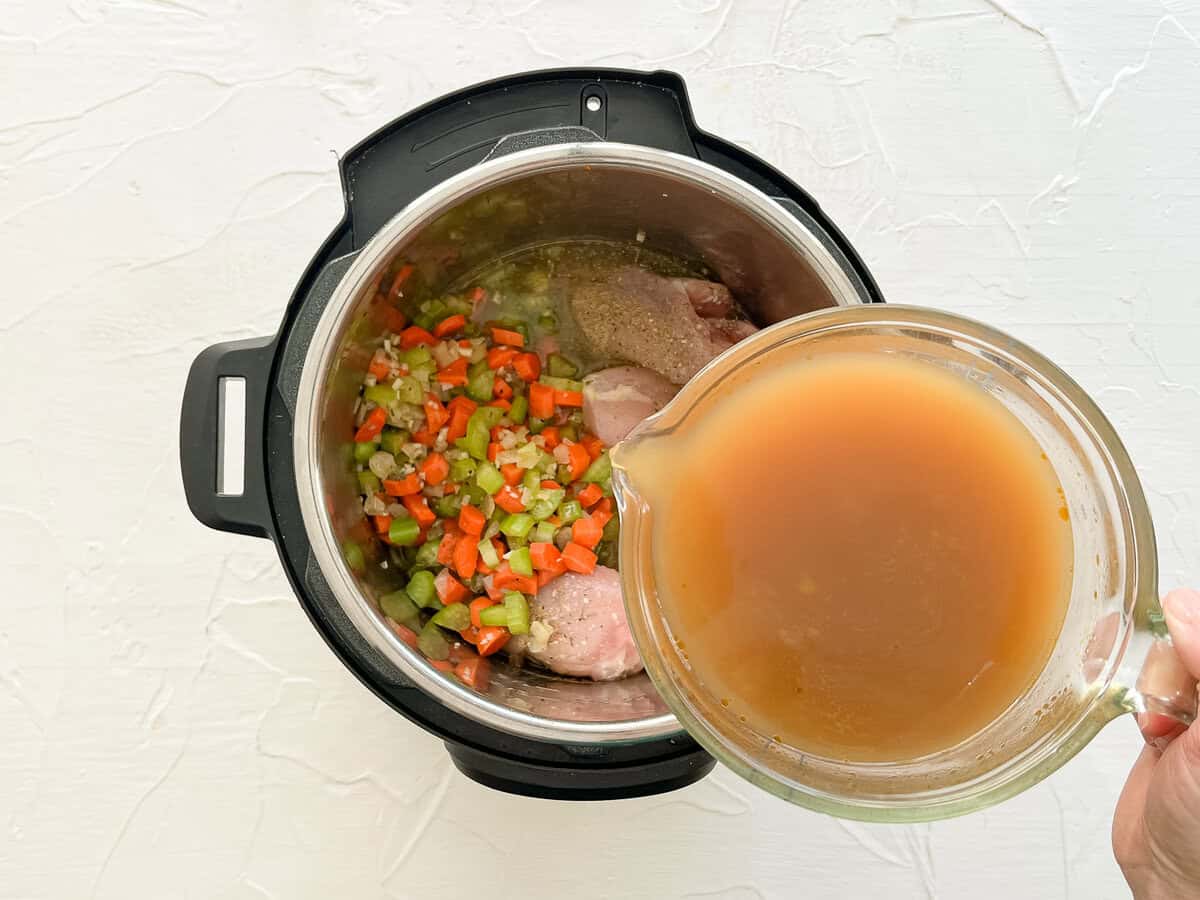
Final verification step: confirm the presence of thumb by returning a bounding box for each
[1163,589,1200,681]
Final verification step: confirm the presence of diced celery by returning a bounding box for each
[539,375,585,393]
[413,539,441,568]
[602,515,620,542]
[580,452,612,483]
[500,513,535,539]
[478,537,501,569]
[402,346,432,368]
[393,375,424,405]
[474,405,507,428]
[558,500,583,524]
[528,498,557,521]
[431,603,470,631]
[418,621,450,660]
[343,540,366,574]
[546,353,578,378]
[531,521,557,544]
[514,442,541,470]
[380,590,420,627]
[388,517,420,546]
[537,310,558,333]
[354,441,379,463]
[559,425,578,443]
[522,469,542,493]
[509,394,528,425]
[449,456,477,483]
[467,367,494,403]
[357,471,382,494]
[432,495,462,519]
[379,428,409,455]
[364,384,397,406]
[406,570,438,608]
[503,591,531,635]
[475,461,505,495]
[508,546,533,577]
[478,605,509,627]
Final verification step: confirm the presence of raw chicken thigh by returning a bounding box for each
[511,567,643,681]
[582,366,678,446]
[564,266,756,385]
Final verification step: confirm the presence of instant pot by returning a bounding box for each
[180,68,883,800]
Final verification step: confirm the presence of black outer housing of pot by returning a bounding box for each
[180,68,885,801]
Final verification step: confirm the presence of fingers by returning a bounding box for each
[1163,589,1200,681]
[1137,712,1188,750]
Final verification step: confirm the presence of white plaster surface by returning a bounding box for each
[3,1,1199,897]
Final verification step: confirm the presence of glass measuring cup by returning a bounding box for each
[611,304,1198,822]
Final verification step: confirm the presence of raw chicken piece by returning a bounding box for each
[582,366,678,446]
[563,266,755,385]
[509,567,643,681]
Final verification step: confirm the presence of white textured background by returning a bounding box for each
[3,1,1199,898]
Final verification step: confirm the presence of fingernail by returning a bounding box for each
[1163,589,1200,628]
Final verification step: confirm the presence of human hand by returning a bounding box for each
[1113,589,1200,899]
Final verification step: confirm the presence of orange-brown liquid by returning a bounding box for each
[625,353,1072,762]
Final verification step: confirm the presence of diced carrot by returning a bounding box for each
[529,542,565,573]
[354,406,387,443]
[491,327,525,347]
[487,346,518,369]
[424,393,449,432]
[500,464,524,486]
[492,562,537,594]
[431,659,454,673]
[445,397,477,442]
[540,426,560,449]
[580,433,605,460]
[469,596,497,628]
[380,305,407,334]
[420,452,449,486]
[536,568,561,588]
[368,351,394,381]
[382,473,421,496]
[572,515,603,549]
[402,494,437,528]
[487,442,501,462]
[433,314,467,338]
[387,264,415,300]
[591,508,613,530]
[546,515,561,527]
[488,398,512,411]
[435,357,468,386]
[512,352,541,382]
[566,442,590,482]
[372,514,392,534]
[435,569,470,605]
[453,534,478,579]
[490,425,506,441]
[539,480,562,491]
[411,426,436,447]
[493,377,514,400]
[529,382,555,418]
[476,627,511,657]
[399,325,437,348]
[594,496,613,516]
[458,624,480,644]
[555,389,584,408]
[561,542,597,574]
[436,532,457,565]
[455,657,488,690]
[458,504,485,535]
[470,286,486,303]
[387,621,420,649]
[484,578,504,601]
[576,483,603,508]
[494,485,525,513]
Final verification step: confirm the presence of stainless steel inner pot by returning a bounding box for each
[294,142,870,744]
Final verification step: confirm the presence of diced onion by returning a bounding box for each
[368,451,396,479]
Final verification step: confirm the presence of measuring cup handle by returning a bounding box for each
[1135,632,1198,726]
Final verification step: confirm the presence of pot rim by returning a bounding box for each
[293,141,867,743]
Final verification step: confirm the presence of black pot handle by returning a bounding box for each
[445,741,715,801]
[180,336,277,538]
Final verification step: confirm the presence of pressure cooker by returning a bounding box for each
[180,68,882,800]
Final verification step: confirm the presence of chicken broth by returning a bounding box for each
[620,352,1073,761]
